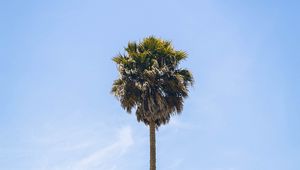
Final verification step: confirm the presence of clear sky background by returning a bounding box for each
[1,0,299,170]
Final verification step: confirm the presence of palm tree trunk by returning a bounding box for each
[149,120,156,170]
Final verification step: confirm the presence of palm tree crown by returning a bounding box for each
[112,36,193,127]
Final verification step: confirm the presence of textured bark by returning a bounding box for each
[150,120,156,170]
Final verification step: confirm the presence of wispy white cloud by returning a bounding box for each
[168,117,193,129]
[71,126,134,170]
[39,126,134,170]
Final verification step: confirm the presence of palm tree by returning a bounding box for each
[111,36,193,170]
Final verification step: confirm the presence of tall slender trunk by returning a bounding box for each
[150,120,156,170]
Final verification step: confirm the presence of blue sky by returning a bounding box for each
[0,0,299,169]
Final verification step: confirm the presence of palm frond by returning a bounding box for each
[111,36,193,127]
